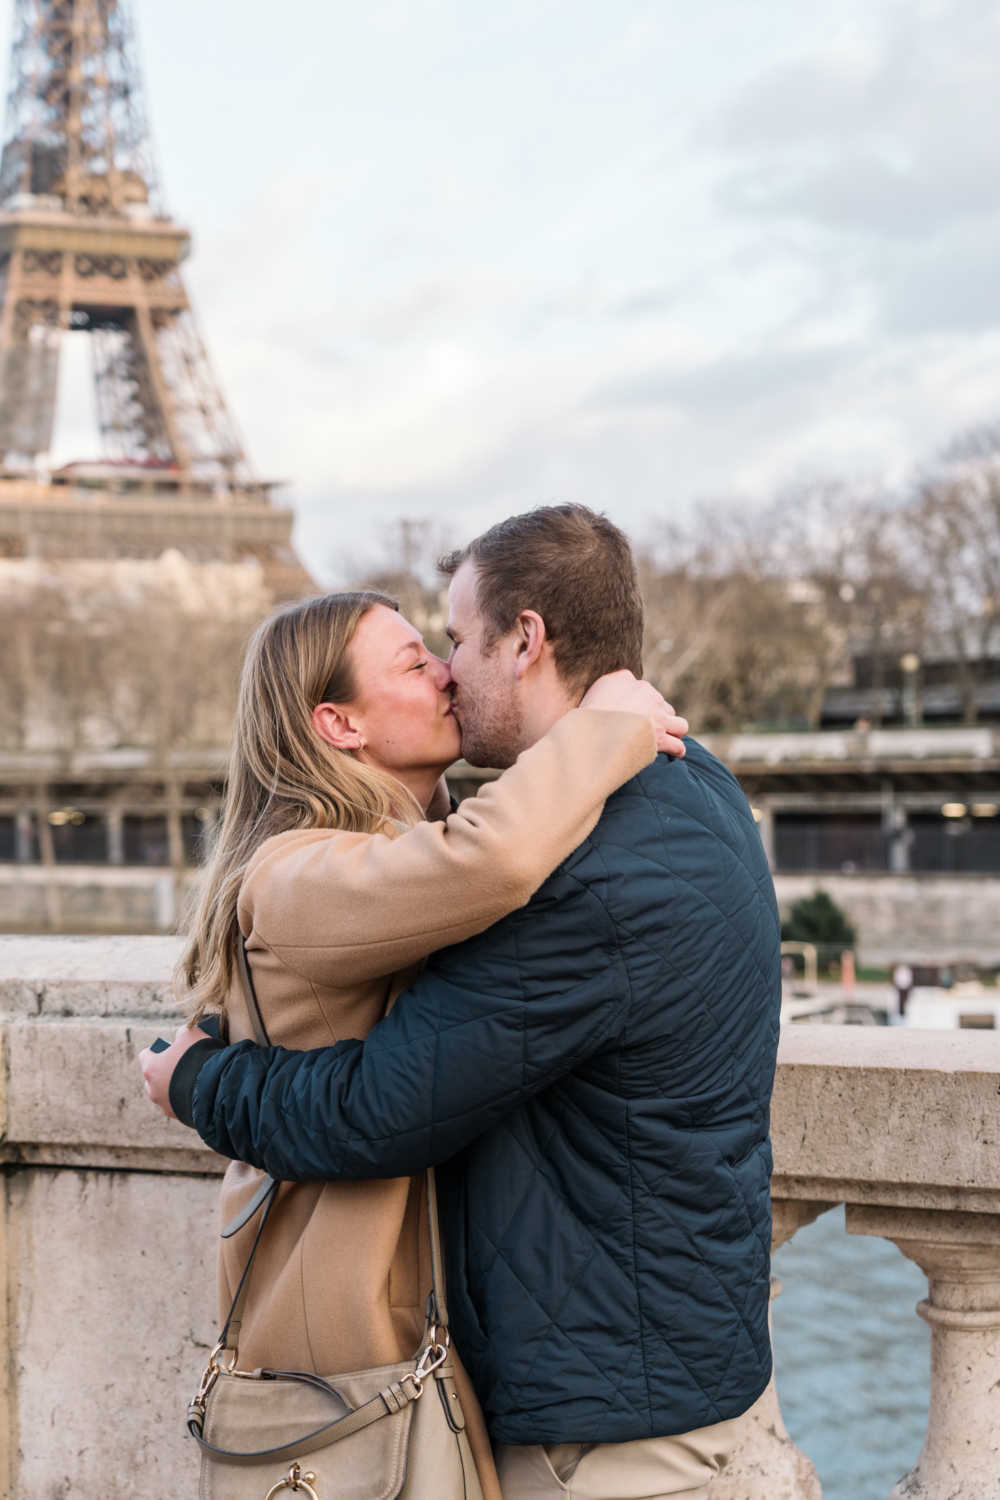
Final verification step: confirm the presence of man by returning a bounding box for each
[144,504,781,1500]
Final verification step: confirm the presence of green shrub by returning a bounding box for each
[781,889,856,947]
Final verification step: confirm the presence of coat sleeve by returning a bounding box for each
[188,870,631,1178]
[238,708,655,987]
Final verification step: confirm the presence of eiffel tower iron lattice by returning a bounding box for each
[0,0,248,481]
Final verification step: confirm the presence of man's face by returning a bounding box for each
[445,561,525,769]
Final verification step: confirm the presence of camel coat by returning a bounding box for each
[219,707,656,1494]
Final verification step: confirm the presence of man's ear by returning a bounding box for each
[312,702,365,750]
[512,610,547,679]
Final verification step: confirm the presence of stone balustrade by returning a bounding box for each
[0,936,997,1498]
[718,1024,1000,1500]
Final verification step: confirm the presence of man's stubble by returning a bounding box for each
[453,662,525,770]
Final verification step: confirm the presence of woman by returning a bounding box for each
[174,589,683,1498]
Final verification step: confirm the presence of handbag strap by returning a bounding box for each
[213,935,278,1352]
[189,935,454,1465]
[237,931,271,1046]
[218,932,278,1243]
[217,935,449,1350]
[425,1158,449,1331]
[188,1367,427,1466]
[218,1175,279,1356]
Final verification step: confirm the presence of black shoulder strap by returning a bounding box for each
[236,931,271,1046]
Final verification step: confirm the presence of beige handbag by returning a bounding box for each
[187,938,485,1500]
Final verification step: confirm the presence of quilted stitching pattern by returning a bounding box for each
[194,739,781,1447]
[433,740,781,1442]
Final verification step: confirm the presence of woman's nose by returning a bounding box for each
[429,653,454,693]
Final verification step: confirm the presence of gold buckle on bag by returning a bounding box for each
[264,1463,320,1500]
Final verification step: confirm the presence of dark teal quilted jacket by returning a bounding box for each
[182,739,781,1444]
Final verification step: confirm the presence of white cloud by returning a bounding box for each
[718,2,1000,235]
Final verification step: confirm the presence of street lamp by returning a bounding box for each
[900,653,921,727]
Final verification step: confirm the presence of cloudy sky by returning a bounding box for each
[33,0,1000,578]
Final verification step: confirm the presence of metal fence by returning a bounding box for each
[774,817,1000,873]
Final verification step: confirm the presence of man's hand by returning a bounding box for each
[139,1024,210,1119]
[580,670,689,756]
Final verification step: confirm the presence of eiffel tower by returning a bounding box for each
[0,0,312,935]
[0,0,307,580]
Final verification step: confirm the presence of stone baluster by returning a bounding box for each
[712,1199,834,1500]
[846,1205,1000,1500]
[106,805,124,866]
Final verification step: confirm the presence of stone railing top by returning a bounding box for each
[773,1023,1000,1215]
[0,936,214,1173]
[0,934,185,1016]
[777,1021,1000,1071]
[702,725,998,764]
[0,746,229,779]
[3,938,1000,1207]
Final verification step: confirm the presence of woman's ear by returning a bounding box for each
[312,702,365,750]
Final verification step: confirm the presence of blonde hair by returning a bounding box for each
[177,591,421,1022]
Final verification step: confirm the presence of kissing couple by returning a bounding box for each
[142,503,780,1500]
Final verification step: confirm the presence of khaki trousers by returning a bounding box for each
[495,1416,745,1500]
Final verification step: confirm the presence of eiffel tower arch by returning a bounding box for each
[0,0,314,578]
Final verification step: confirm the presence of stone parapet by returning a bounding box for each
[771,1025,1000,1213]
[0,939,997,1497]
[0,936,221,1179]
[0,934,186,1016]
[0,935,221,1497]
[721,1024,1000,1500]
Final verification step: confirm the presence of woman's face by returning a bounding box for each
[314,604,461,782]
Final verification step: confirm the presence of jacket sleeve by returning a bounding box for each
[188,868,631,1179]
[238,708,655,987]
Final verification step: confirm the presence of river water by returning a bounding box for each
[771,1205,930,1500]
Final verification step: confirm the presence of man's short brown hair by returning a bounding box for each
[439,504,643,691]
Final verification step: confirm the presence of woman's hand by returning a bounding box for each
[139,1024,210,1119]
[580,670,689,756]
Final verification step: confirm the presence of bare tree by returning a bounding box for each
[0,554,270,755]
[639,496,843,733]
[908,431,1000,722]
[336,518,454,660]
[801,489,925,728]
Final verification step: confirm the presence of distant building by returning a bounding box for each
[702,725,1000,968]
[711,724,1000,877]
[821,652,1000,729]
